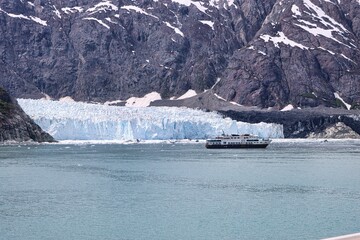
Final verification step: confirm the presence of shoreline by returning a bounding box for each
[1,138,360,146]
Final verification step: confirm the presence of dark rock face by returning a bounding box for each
[217,0,360,109]
[0,87,55,142]
[151,91,360,138]
[219,108,360,138]
[0,0,359,109]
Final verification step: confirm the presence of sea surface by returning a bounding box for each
[1,140,360,240]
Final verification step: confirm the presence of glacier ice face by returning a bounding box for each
[18,99,284,141]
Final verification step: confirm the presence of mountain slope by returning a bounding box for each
[0,0,359,109]
[217,0,360,108]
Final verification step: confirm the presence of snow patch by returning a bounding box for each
[41,93,52,100]
[303,0,347,32]
[0,8,47,26]
[87,1,118,14]
[164,22,184,37]
[318,46,335,55]
[294,0,352,48]
[5,12,29,20]
[214,93,226,101]
[230,101,242,107]
[170,0,208,13]
[211,78,221,90]
[59,96,75,102]
[84,17,110,29]
[104,100,124,106]
[105,17,117,24]
[53,5,61,18]
[199,20,215,30]
[281,104,294,111]
[209,0,235,9]
[334,92,351,110]
[29,16,47,26]
[126,92,162,107]
[294,21,348,47]
[177,90,197,100]
[340,54,356,64]
[260,32,308,50]
[121,5,159,19]
[62,7,84,14]
[291,4,301,16]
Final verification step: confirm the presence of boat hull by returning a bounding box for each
[205,143,269,149]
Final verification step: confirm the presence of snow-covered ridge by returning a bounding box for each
[18,99,284,141]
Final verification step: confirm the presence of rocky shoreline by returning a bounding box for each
[0,87,55,143]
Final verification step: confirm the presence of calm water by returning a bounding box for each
[1,140,360,240]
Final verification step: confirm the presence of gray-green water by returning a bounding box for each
[1,140,360,239]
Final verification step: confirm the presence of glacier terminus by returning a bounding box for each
[18,99,284,141]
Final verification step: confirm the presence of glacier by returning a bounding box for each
[18,99,284,141]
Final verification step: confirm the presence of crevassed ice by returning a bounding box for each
[18,99,284,141]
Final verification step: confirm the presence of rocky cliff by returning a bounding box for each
[0,0,359,109]
[0,87,55,142]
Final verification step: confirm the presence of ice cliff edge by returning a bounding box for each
[18,99,284,141]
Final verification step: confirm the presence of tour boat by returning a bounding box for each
[205,134,271,149]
